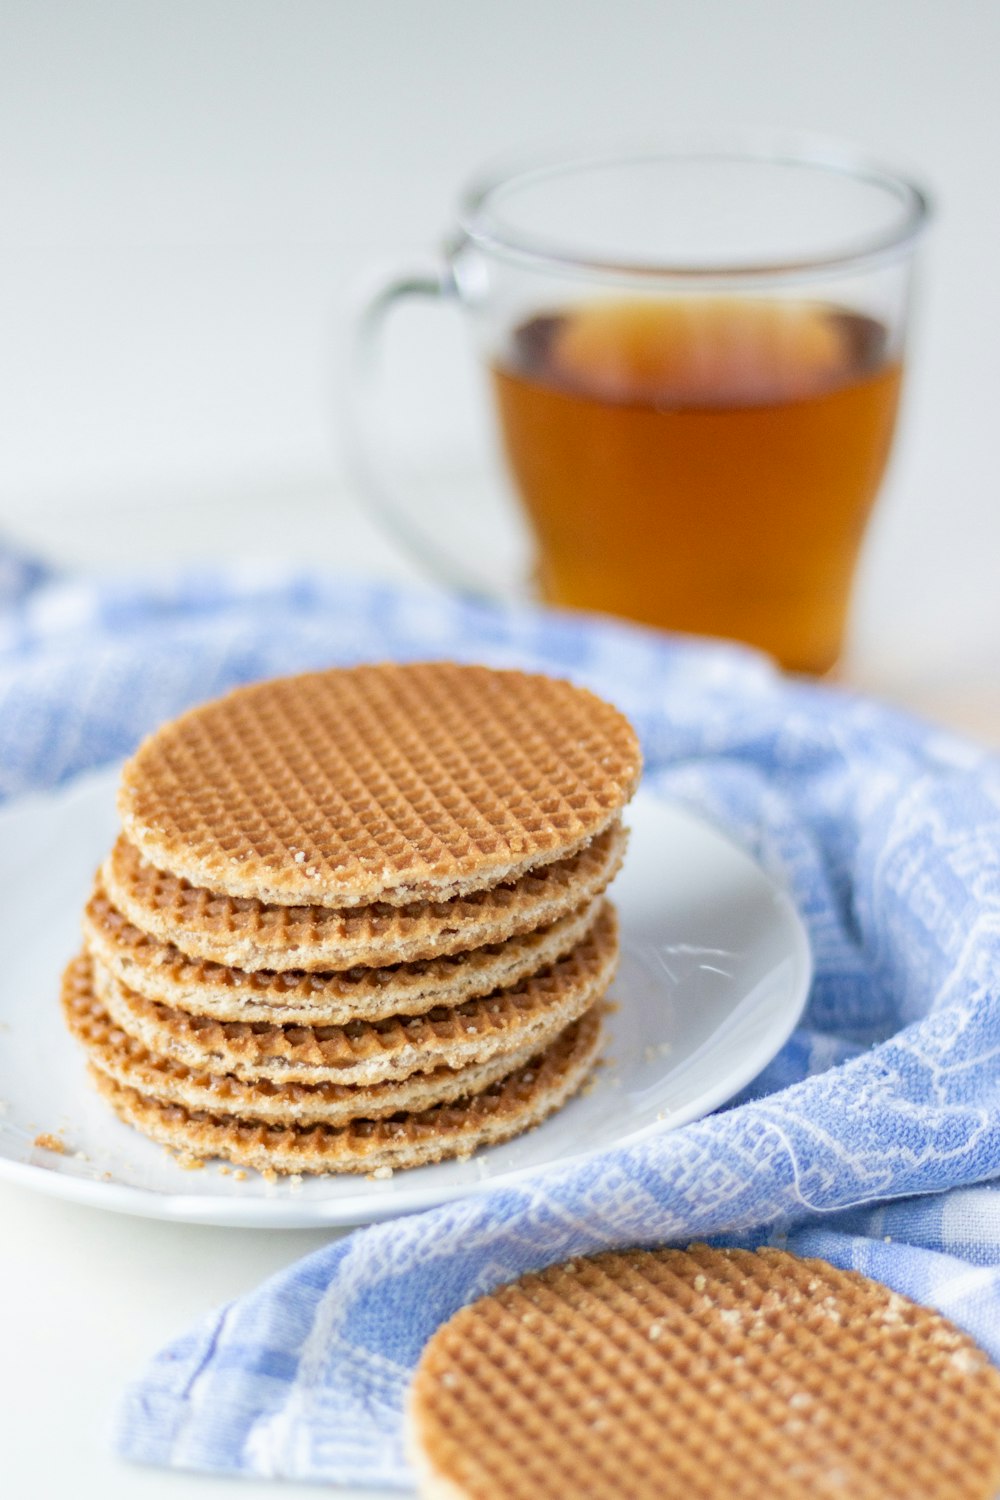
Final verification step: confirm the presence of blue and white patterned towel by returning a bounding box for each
[4,554,1000,1487]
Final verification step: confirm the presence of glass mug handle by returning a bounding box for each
[343,258,497,598]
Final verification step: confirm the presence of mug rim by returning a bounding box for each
[455,132,931,283]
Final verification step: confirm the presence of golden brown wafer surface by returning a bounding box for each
[102,824,626,972]
[408,1245,1000,1500]
[62,954,561,1126]
[83,880,604,1025]
[90,902,619,1086]
[119,662,641,906]
[90,1004,603,1175]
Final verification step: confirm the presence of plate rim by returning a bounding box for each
[0,766,812,1228]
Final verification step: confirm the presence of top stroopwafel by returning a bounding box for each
[407,1244,1000,1500]
[118,662,641,906]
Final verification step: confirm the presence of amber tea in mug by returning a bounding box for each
[492,296,902,675]
[347,141,927,672]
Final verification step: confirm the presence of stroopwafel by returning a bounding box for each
[101,823,626,972]
[407,1245,1000,1500]
[119,662,641,906]
[90,1004,603,1175]
[83,881,604,1025]
[89,902,618,1087]
[62,954,572,1126]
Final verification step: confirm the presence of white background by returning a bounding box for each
[2,2,1000,713]
[1,4,999,1497]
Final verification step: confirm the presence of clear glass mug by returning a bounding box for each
[345,135,929,674]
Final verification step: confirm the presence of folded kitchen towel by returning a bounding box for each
[3,557,1000,1487]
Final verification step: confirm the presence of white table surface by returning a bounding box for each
[1,1182,390,1499]
[4,5,1000,1498]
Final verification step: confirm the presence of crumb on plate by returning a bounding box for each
[33,1132,66,1154]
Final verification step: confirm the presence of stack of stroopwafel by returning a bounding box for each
[61,662,641,1176]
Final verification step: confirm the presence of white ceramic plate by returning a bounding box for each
[0,767,810,1228]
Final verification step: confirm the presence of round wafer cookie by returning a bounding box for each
[62,954,565,1126]
[88,1005,603,1175]
[83,880,604,1025]
[90,903,619,1087]
[101,824,626,972]
[118,662,641,906]
[407,1244,1000,1500]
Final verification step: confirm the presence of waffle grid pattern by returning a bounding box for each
[102,824,626,971]
[83,883,604,1025]
[119,664,641,905]
[89,903,617,1086]
[408,1246,1000,1500]
[62,957,562,1126]
[89,1006,602,1175]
